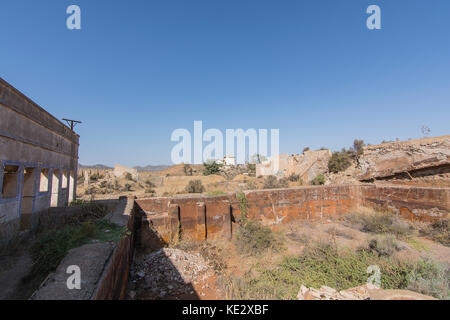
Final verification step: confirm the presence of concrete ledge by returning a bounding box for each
[31,242,115,300]
[31,197,137,300]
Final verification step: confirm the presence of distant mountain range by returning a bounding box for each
[79,163,171,172]
[78,164,113,170]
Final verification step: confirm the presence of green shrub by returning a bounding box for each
[185,180,205,193]
[406,259,449,300]
[310,174,325,185]
[328,151,352,173]
[234,220,284,256]
[203,160,222,175]
[288,174,300,182]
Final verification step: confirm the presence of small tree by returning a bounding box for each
[353,139,365,153]
[302,147,310,153]
[203,160,222,175]
[328,151,352,173]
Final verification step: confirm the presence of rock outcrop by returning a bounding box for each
[357,135,450,181]
[297,284,437,300]
[256,150,332,183]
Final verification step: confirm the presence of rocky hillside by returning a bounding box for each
[357,135,450,181]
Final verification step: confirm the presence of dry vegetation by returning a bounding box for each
[77,164,317,200]
[162,207,449,300]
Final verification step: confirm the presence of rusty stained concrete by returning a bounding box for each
[135,184,449,242]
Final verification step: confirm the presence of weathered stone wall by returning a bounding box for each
[361,185,449,222]
[136,184,449,242]
[0,78,79,237]
[136,185,362,242]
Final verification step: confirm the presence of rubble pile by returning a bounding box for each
[128,248,212,299]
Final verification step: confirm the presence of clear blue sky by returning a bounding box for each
[1,0,449,167]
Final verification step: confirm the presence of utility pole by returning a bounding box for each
[62,118,82,131]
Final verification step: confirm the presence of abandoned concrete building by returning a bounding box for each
[0,78,79,234]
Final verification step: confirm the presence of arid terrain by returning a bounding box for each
[1,136,449,300]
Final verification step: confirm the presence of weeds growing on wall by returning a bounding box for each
[236,192,248,224]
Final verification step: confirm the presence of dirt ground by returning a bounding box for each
[127,211,450,300]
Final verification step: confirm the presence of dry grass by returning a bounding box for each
[345,207,413,238]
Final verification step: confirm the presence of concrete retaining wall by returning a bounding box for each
[136,185,362,242]
[136,184,449,242]
[32,197,137,300]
